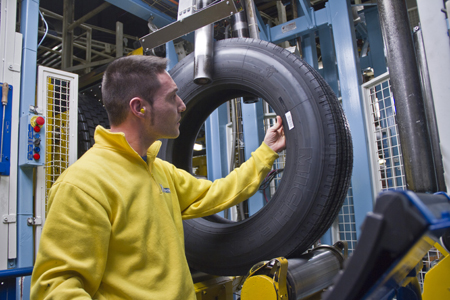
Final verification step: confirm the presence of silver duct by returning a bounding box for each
[193,0,214,85]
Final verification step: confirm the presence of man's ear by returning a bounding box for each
[129,97,146,118]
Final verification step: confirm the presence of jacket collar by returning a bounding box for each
[93,125,162,165]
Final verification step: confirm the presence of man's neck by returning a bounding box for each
[110,121,155,157]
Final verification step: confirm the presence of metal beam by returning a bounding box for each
[115,22,123,58]
[364,7,386,77]
[62,0,74,69]
[17,0,40,298]
[268,8,329,45]
[105,0,175,28]
[328,0,374,238]
[67,2,111,32]
[242,101,266,215]
[40,8,140,42]
[64,58,115,72]
[40,32,114,60]
[85,27,92,73]
[139,0,237,50]
[38,45,85,63]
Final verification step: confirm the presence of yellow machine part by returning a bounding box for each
[422,243,450,300]
[192,155,207,177]
[241,257,289,300]
[241,275,279,300]
[127,47,143,56]
[194,276,234,300]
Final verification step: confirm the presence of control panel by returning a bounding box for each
[19,113,46,167]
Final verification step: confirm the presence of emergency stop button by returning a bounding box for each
[36,116,45,126]
[33,153,40,160]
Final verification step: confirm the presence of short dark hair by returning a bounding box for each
[101,55,168,126]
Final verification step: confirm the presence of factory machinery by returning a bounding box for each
[1,0,450,299]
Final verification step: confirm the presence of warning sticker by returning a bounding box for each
[285,111,294,130]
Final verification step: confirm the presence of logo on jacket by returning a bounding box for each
[160,184,171,193]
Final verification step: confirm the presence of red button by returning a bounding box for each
[33,153,40,160]
[36,116,45,126]
[34,126,41,132]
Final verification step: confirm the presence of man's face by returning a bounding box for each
[145,71,186,141]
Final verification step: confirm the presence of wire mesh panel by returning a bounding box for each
[337,186,357,253]
[35,66,78,254]
[363,73,407,194]
[418,247,443,290]
[44,77,72,211]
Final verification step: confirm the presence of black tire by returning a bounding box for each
[78,94,110,158]
[161,38,353,276]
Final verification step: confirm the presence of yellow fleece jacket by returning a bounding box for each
[31,126,278,300]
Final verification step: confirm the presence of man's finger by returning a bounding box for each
[272,116,283,130]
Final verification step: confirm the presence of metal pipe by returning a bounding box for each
[231,11,249,38]
[244,0,260,39]
[287,246,344,299]
[413,26,447,192]
[377,0,437,192]
[193,0,214,85]
[116,21,123,58]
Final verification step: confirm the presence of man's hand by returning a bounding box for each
[264,116,286,153]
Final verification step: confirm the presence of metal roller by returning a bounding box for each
[231,11,249,38]
[241,242,346,300]
[287,245,345,299]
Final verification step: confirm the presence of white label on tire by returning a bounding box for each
[285,111,294,130]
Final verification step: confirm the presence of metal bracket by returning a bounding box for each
[27,217,42,226]
[139,0,239,50]
[2,215,16,224]
[7,63,21,73]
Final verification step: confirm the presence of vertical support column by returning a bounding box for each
[301,33,319,70]
[276,1,289,48]
[18,0,40,297]
[244,0,260,39]
[364,6,387,77]
[115,21,123,58]
[377,0,436,193]
[62,0,74,70]
[242,101,266,215]
[318,24,340,245]
[165,41,178,71]
[318,25,339,96]
[328,0,374,238]
[205,104,230,182]
[85,27,92,73]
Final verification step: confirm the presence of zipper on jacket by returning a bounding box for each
[149,172,163,194]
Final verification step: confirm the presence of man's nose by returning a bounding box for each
[179,97,186,112]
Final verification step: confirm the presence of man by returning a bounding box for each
[31,55,286,299]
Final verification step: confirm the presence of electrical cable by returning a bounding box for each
[38,10,48,48]
[259,168,284,203]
